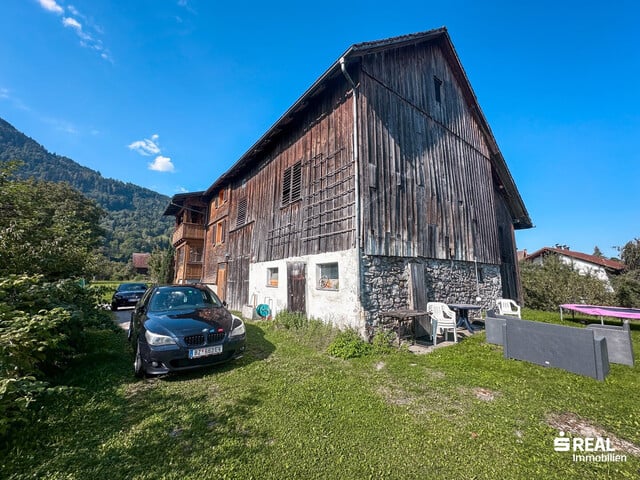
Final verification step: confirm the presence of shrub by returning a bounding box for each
[327,330,372,359]
[371,330,397,355]
[274,310,309,330]
[0,274,114,443]
[520,256,615,311]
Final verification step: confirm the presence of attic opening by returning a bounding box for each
[434,76,443,103]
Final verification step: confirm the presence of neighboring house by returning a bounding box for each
[132,253,151,275]
[522,247,624,291]
[163,192,207,283]
[164,27,532,332]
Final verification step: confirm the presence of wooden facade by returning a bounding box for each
[165,28,532,320]
[163,192,207,284]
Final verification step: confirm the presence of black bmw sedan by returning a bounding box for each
[129,284,246,377]
[111,282,147,311]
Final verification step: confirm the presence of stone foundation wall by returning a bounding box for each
[361,255,503,326]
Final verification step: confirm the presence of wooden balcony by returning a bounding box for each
[172,222,205,246]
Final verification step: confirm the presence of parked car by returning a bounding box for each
[111,282,148,311]
[129,284,246,377]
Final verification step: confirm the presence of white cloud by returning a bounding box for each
[62,17,82,30]
[36,2,113,62]
[37,0,63,14]
[128,135,161,156]
[149,156,175,172]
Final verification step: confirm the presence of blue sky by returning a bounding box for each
[1,0,638,259]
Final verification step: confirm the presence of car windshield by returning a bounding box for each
[118,283,147,292]
[148,287,222,312]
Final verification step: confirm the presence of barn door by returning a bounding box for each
[409,263,431,339]
[287,262,306,314]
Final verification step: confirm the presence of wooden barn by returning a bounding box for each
[165,27,532,332]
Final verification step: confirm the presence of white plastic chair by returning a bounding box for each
[427,302,458,346]
[496,298,521,318]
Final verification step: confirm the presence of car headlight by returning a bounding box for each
[229,316,246,338]
[145,330,176,346]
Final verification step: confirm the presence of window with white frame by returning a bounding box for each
[317,262,339,290]
[267,267,279,287]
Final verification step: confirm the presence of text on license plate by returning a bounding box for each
[189,345,223,359]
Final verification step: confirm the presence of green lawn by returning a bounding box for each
[2,311,639,479]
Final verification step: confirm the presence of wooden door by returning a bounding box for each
[409,263,431,338]
[216,263,227,301]
[287,262,306,314]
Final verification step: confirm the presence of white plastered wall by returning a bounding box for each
[247,248,363,331]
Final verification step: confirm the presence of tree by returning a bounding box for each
[0,162,105,280]
[148,247,175,284]
[592,246,604,258]
[613,238,640,308]
[520,256,615,311]
[620,238,640,272]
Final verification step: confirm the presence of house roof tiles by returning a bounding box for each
[524,247,625,272]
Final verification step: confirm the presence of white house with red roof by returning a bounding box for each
[521,247,625,291]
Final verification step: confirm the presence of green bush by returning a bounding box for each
[327,329,372,359]
[370,329,397,354]
[274,310,309,330]
[520,256,615,311]
[0,274,114,442]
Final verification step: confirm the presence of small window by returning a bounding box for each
[267,267,279,287]
[213,189,226,208]
[281,161,302,206]
[317,263,339,290]
[434,76,443,103]
[189,246,203,263]
[214,219,226,245]
[236,197,247,228]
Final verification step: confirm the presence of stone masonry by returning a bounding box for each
[361,255,503,327]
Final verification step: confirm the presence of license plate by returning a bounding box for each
[189,345,223,359]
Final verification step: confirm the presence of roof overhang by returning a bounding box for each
[163,191,206,216]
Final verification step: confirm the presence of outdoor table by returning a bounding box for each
[448,304,481,332]
[380,309,430,345]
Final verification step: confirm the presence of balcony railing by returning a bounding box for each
[172,222,205,245]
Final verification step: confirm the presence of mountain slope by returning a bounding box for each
[0,117,172,263]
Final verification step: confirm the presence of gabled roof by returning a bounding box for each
[524,247,625,272]
[132,253,150,269]
[203,27,531,229]
[163,191,206,216]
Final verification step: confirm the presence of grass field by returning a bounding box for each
[2,310,639,479]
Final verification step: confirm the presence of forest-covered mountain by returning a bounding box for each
[0,117,173,264]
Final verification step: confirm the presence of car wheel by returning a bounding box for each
[133,340,146,378]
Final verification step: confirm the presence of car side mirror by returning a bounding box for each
[223,301,228,308]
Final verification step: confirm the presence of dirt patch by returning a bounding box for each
[546,412,640,457]
[471,387,500,402]
[377,386,414,406]
[122,377,160,399]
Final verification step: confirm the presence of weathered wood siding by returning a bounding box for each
[217,83,357,309]
[358,42,500,264]
[494,188,521,301]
